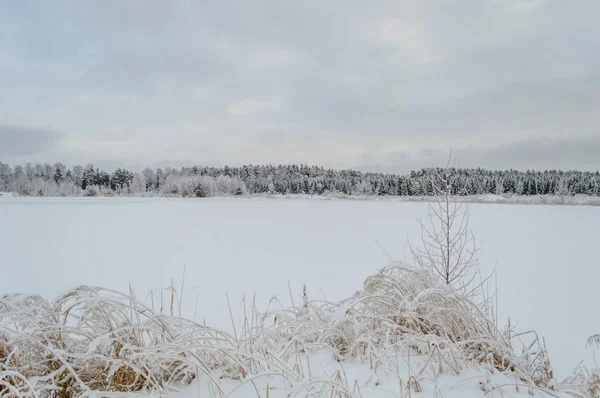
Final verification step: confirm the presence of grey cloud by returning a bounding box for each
[0,125,60,156]
[1,1,599,170]
[357,135,600,174]
[469,136,600,171]
[277,72,600,141]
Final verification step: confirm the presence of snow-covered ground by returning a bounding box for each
[1,196,599,396]
[251,193,600,206]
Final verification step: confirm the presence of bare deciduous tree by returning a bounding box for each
[410,155,480,295]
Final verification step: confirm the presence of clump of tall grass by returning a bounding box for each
[256,264,554,390]
[0,266,559,397]
[0,285,356,397]
[0,286,241,397]
[562,335,600,397]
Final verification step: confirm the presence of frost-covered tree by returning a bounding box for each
[13,164,24,179]
[155,168,165,190]
[25,163,34,179]
[43,163,53,180]
[142,168,156,191]
[94,169,110,188]
[494,179,504,195]
[0,162,12,191]
[53,162,66,184]
[82,164,95,189]
[72,165,84,188]
[2,160,600,198]
[556,177,570,199]
[354,180,373,195]
[130,173,147,194]
[33,163,44,179]
[410,160,480,294]
[110,168,134,191]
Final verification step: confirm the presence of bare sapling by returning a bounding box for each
[410,156,482,297]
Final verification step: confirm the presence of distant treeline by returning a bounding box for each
[0,162,599,197]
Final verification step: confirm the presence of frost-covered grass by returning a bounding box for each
[0,265,566,397]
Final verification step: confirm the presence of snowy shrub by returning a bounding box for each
[9,177,79,197]
[216,175,232,193]
[160,175,246,197]
[57,181,79,196]
[193,176,215,197]
[161,174,180,195]
[84,185,99,197]
[322,190,349,199]
[179,176,215,197]
[215,175,246,196]
[12,177,31,197]
[353,180,373,195]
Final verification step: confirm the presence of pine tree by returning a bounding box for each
[400,179,409,196]
[53,167,63,184]
[82,164,95,189]
[110,168,134,191]
[155,169,165,190]
[529,179,538,195]
[522,179,530,195]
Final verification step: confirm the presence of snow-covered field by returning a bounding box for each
[1,196,599,396]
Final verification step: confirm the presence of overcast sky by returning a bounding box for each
[1,1,599,173]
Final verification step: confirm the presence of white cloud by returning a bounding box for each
[379,19,441,64]
[227,99,283,116]
[245,48,306,69]
[508,0,545,13]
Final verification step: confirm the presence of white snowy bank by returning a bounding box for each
[2,190,600,206]
[248,193,600,206]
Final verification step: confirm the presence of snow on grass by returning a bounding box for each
[0,266,564,397]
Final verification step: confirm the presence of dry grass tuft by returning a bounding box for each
[0,287,227,397]
[0,267,559,397]
[257,264,555,390]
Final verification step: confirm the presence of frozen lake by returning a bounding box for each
[1,196,598,378]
